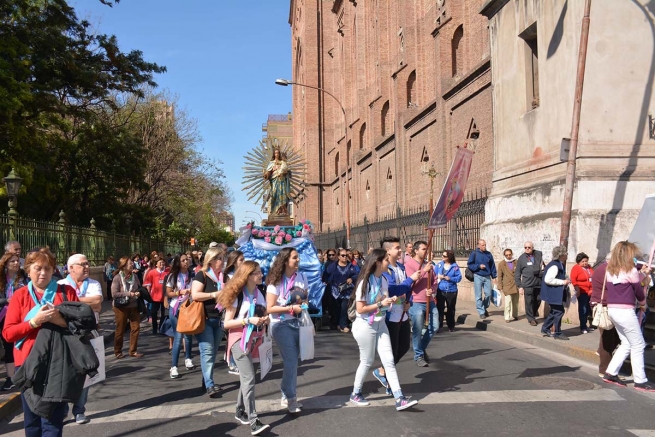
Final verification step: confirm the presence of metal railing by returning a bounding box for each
[315,195,487,257]
[0,214,187,266]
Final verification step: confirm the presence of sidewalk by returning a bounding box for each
[455,299,655,379]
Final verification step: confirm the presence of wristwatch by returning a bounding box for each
[377,301,383,309]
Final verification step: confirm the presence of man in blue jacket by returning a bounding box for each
[467,239,497,319]
[371,236,424,394]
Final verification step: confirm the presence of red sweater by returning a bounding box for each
[2,284,79,366]
[405,257,437,303]
[570,264,594,296]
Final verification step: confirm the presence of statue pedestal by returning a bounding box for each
[263,214,294,227]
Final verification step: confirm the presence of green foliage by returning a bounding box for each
[0,0,233,238]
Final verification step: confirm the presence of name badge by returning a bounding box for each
[589,278,592,282]
[159,280,164,284]
[526,262,533,266]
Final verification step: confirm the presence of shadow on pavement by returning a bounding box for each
[518,365,581,378]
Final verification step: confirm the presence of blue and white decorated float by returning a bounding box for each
[235,219,325,322]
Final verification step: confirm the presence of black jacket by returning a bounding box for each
[514,250,544,289]
[13,301,99,418]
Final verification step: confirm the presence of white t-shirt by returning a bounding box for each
[266,272,309,324]
[165,272,191,310]
[58,277,103,321]
[232,289,267,320]
[355,274,389,322]
[387,264,409,323]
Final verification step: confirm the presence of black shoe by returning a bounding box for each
[484,310,489,317]
[207,385,222,398]
[416,357,429,367]
[602,373,627,387]
[0,378,15,391]
[235,408,249,425]
[634,381,655,392]
[541,330,552,337]
[250,419,270,435]
[553,334,569,341]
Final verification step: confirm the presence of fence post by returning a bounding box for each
[89,218,97,265]
[57,210,66,262]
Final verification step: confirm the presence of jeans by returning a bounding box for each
[22,392,66,437]
[437,291,458,330]
[231,342,257,420]
[473,275,492,315]
[72,386,89,416]
[577,293,591,330]
[151,302,166,335]
[408,301,439,361]
[386,318,411,364]
[351,318,403,398]
[169,311,193,367]
[607,307,647,383]
[197,317,224,389]
[272,318,300,400]
[337,297,350,329]
[542,304,564,335]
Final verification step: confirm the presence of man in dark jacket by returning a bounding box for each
[514,241,544,326]
[467,239,497,319]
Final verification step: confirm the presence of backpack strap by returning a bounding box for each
[59,284,68,302]
[235,291,245,318]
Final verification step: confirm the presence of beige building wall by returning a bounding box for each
[481,0,655,264]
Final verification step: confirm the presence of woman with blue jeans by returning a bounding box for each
[191,247,226,398]
[166,254,194,379]
[266,247,309,414]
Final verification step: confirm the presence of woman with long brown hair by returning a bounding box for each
[111,256,143,359]
[266,247,309,413]
[224,249,245,375]
[602,241,654,391]
[220,261,270,435]
[0,252,27,390]
[191,247,226,397]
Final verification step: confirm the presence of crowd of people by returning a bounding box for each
[0,235,654,436]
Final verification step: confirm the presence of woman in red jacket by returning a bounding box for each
[2,247,78,437]
[570,252,594,334]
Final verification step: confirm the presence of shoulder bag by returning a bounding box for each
[176,298,206,335]
[592,275,614,330]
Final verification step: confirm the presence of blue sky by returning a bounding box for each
[72,0,292,230]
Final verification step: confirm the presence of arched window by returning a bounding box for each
[359,123,366,149]
[452,25,464,77]
[381,101,390,137]
[407,70,416,107]
[334,152,340,177]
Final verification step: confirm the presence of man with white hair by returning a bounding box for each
[4,240,24,267]
[58,253,102,425]
[515,241,545,326]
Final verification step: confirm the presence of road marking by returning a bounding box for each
[8,389,624,425]
[628,431,655,437]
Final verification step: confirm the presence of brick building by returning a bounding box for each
[288,0,494,245]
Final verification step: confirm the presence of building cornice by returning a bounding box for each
[442,58,491,101]
[288,0,295,25]
[403,100,437,130]
[480,0,510,19]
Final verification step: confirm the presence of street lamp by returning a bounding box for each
[421,158,439,214]
[275,78,352,249]
[3,168,23,219]
[245,210,263,224]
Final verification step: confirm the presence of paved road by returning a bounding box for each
[2,322,655,437]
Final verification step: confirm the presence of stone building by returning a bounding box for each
[288,0,495,244]
[480,0,655,262]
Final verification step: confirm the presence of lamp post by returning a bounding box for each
[245,210,264,225]
[275,78,352,249]
[3,168,23,219]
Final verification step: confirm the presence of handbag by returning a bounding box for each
[84,332,106,389]
[592,275,614,330]
[337,282,354,297]
[113,295,129,307]
[176,299,206,335]
[347,298,358,322]
[258,328,273,380]
[464,267,475,282]
[299,309,315,361]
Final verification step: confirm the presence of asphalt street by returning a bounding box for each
[2,322,655,437]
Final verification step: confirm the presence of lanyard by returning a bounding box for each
[66,275,89,297]
[240,289,257,351]
[5,278,14,299]
[367,275,383,325]
[282,273,297,302]
[205,268,223,290]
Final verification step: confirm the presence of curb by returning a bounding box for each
[458,314,655,380]
[0,392,21,421]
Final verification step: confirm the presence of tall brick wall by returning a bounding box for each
[289,0,494,246]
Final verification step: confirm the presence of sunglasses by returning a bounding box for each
[524,247,533,249]
[328,253,336,257]
[339,254,348,258]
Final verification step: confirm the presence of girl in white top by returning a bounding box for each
[220,261,270,435]
[266,247,309,414]
[348,248,418,411]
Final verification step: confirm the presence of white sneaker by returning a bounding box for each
[281,397,303,409]
[185,358,195,370]
[287,397,302,414]
[75,413,89,424]
[170,366,181,379]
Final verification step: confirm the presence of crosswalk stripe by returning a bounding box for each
[628,431,655,437]
[9,389,624,425]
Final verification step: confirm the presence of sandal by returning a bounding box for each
[116,353,125,359]
[130,352,144,358]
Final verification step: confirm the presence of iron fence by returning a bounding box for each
[0,214,187,266]
[315,195,487,258]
